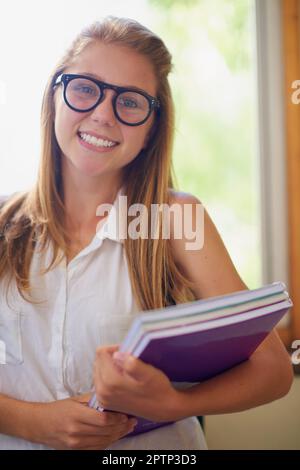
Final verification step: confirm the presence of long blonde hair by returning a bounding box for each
[0,16,195,309]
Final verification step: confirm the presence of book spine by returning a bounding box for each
[88,393,104,412]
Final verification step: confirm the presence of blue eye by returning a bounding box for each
[118,97,138,108]
[75,86,96,95]
[68,78,99,98]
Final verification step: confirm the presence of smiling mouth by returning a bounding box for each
[77,131,119,148]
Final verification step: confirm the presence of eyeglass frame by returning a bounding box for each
[53,73,160,126]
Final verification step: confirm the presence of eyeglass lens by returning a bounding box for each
[65,77,150,124]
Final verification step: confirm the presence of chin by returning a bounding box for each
[74,155,112,176]
[70,165,105,180]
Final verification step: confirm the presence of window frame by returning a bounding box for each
[281,0,300,346]
[256,0,292,345]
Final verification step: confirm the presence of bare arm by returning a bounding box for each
[91,192,293,424]
[168,192,294,418]
[0,393,36,441]
[169,328,293,420]
[0,392,136,449]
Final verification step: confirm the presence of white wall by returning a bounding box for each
[205,376,300,449]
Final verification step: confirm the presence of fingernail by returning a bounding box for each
[113,352,127,363]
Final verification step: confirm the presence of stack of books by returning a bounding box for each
[89,282,292,437]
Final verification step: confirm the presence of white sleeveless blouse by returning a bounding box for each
[0,190,207,450]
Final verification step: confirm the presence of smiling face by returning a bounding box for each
[53,41,157,182]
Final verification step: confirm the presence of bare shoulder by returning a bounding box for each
[168,189,200,205]
[168,191,292,369]
[167,189,247,298]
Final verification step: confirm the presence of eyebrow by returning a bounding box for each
[81,72,149,95]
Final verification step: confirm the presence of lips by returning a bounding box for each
[77,132,120,153]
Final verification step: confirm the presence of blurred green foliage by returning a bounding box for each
[150,0,251,71]
[150,0,199,8]
[148,0,261,287]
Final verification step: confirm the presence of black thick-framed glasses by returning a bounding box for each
[53,73,160,126]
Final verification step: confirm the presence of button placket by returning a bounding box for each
[61,262,75,395]
[47,262,69,397]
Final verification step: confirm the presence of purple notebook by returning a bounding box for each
[88,283,292,437]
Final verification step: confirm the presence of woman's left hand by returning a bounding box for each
[93,345,182,422]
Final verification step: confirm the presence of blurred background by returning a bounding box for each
[0,0,299,449]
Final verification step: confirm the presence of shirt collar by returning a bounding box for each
[95,185,126,244]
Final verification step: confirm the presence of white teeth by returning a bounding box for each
[79,132,117,148]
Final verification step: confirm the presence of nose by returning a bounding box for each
[90,89,117,127]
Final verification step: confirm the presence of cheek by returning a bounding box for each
[55,106,81,145]
[120,128,151,167]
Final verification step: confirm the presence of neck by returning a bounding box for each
[61,159,124,233]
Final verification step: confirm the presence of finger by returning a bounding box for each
[79,407,131,427]
[113,352,154,382]
[69,418,137,438]
[95,344,120,358]
[94,347,120,385]
[72,422,136,449]
[72,392,93,404]
[94,348,122,391]
[106,344,120,354]
[85,427,133,449]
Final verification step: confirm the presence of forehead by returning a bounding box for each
[66,42,157,95]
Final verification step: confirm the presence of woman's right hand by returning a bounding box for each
[30,393,137,450]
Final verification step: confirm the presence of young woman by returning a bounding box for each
[0,16,293,450]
